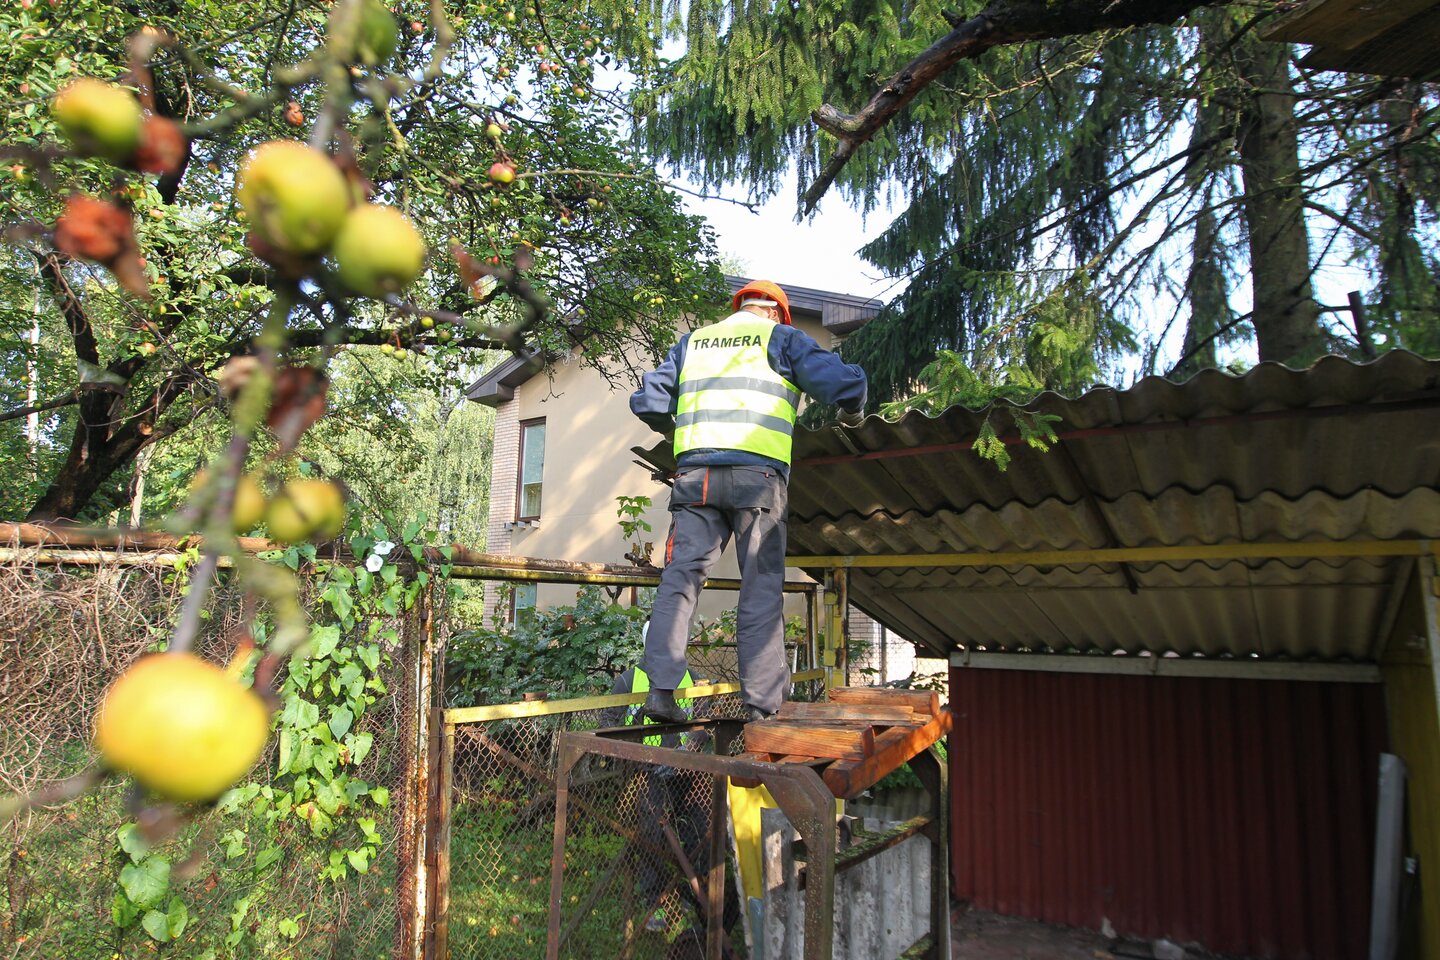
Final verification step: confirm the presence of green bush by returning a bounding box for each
[446,588,647,706]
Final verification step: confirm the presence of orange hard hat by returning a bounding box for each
[731,280,792,325]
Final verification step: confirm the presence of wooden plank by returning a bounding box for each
[745,720,875,761]
[778,701,917,723]
[1260,0,1435,50]
[822,709,953,800]
[829,686,941,718]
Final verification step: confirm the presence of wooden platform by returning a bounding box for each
[737,687,951,799]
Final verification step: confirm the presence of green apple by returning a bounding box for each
[52,78,142,163]
[332,204,427,296]
[191,469,269,535]
[266,478,346,543]
[236,141,350,255]
[329,0,399,65]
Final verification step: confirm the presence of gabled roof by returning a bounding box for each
[637,351,1440,662]
[465,276,885,406]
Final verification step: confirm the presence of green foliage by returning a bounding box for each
[0,0,725,520]
[446,587,647,705]
[633,1,1440,395]
[615,495,653,543]
[98,515,436,956]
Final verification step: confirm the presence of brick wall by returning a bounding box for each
[483,399,519,621]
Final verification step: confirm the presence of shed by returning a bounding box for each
[639,351,1440,958]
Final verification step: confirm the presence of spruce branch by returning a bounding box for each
[801,0,1224,213]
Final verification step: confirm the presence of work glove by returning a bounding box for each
[838,407,864,427]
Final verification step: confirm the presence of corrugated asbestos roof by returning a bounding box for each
[637,352,1440,661]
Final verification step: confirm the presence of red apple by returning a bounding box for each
[488,161,516,185]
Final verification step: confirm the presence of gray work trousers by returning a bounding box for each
[641,464,789,714]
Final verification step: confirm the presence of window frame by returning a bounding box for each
[516,417,546,521]
[509,582,538,626]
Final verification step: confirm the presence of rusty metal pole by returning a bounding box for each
[910,747,951,959]
[768,768,837,960]
[546,734,584,959]
[706,773,728,959]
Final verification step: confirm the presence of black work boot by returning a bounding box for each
[642,689,688,724]
[745,705,776,724]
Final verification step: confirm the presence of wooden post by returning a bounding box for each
[424,723,455,960]
[707,773,728,959]
[910,747,951,959]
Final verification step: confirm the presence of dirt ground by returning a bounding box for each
[951,907,1212,960]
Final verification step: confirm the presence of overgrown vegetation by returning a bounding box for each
[446,586,648,706]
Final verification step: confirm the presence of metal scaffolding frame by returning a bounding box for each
[545,717,950,960]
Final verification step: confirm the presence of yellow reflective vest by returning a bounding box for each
[631,667,693,745]
[674,313,801,466]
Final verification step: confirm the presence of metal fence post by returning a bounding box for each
[407,580,439,960]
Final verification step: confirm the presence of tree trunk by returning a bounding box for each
[1233,38,1326,365]
[25,399,151,522]
[1176,205,1227,376]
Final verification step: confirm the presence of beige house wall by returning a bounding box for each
[482,312,838,626]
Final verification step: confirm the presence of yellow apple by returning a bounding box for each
[332,204,427,297]
[51,78,142,163]
[191,469,269,535]
[236,141,350,256]
[94,653,270,802]
[266,478,346,543]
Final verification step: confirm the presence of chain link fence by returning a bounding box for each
[0,555,421,960]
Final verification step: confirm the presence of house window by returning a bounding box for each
[517,418,545,520]
[511,582,538,625]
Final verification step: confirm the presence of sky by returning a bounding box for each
[678,167,903,305]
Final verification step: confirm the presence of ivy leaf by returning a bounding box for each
[117,823,149,863]
[223,830,247,860]
[328,705,354,740]
[312,625,342,660]
[323,585,354,624]
[370,786,390,807]
[346,848,371,873]
[112,890,140,928]
[138,897,188,942]
[358,645,381,672]
[277,730,296,772]
[120,857,170,910]
[255,845,284,872]
[348,731,374,766]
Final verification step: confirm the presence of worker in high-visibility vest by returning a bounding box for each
[630,280,867,724]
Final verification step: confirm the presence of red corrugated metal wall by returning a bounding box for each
[948,668,1387,959]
